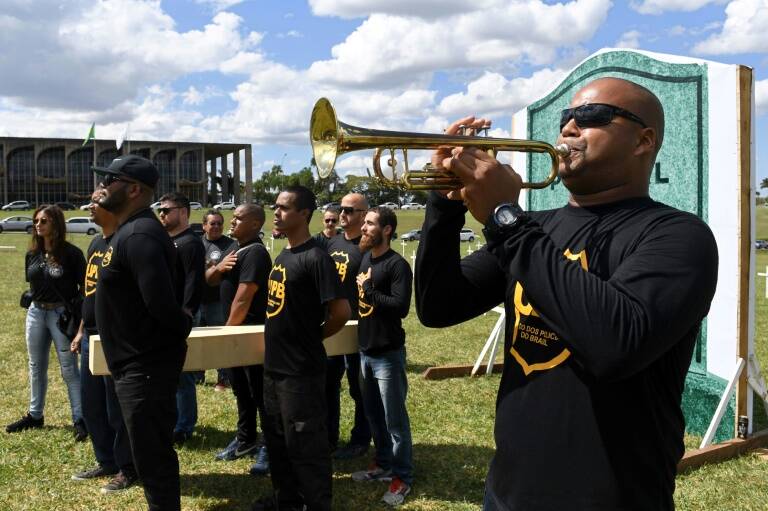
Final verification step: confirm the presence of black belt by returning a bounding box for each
[33,301,65,310]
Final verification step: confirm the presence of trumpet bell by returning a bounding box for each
[310,98,340,179]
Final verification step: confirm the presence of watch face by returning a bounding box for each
[497,206,517,226]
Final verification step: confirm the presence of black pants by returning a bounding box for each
[263,371,331,511]
[325,353,371,449]
[230,364,265,444]
[114,365,182,511]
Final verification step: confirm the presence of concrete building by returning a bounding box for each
[0,136,252,207]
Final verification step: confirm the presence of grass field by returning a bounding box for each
[0,207,767,510]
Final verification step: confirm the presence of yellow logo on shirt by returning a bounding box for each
[266,265,287,318]
[101,246,113,267]
[330,251,350,282]
[509,249,588,376]
[357,271,374,317]
[84,250,104,297]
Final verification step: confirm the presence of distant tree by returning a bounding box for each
[761,177,768,190]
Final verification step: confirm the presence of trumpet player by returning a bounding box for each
[415,77,718,511]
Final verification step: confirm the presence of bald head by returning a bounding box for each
[340,192,369,237]
[239,203,265,223]
[343,193,368,210]
[574,77,664,157]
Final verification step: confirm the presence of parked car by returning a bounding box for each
[320,202,340,212]
[214,201,236,210]
[190,201,203,210]
[459,228,476,242]
[271,229,287,239]
[756,240,768,250]
[150,201,162,210]
[379,202,400,210]
[56,202,76,211]
[0,216,34,233]
[65,217,101,235]
[2,200,31,211]
[401,203,425,210]
[79,203,92,211]
[401,229,421,241]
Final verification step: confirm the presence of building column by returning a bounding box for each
[233,150,241,205]
[221,154,229,203]
[245,146,253,205]
[209,158,218,205]
[175,146,180,194]
[202,147,208,207]
[34,142,39,207]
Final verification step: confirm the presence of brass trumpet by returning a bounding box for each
[310,97,570,191]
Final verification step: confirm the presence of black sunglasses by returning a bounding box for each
[157,206,183,215]
[100,174,136,187]
[560,103,648,131]
[340,206,366,215]
[33,217,48,225]
[324,218,338,224]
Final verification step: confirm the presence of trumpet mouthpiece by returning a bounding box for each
[554,143,570,157]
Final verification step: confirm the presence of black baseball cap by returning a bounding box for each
[92,155,159,188]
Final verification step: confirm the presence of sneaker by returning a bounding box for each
[351,463,393,482]
[215,437,259,461]
[6,413,44,433]
[74,419,88,442]
[249,445,269,476]
[100,471,138,494]
[214,382,230,392]
[381,477,411,506]
[332,442,369,460]
[71,465,118,481]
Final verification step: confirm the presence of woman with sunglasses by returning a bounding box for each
[6,204,87,440]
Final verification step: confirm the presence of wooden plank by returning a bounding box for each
[422,363,504,380]
[735,65,754,431]
[89,321,358,375]
[679,428,768,472]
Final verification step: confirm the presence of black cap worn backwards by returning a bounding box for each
[92,155,159,188]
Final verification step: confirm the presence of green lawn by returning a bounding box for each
[0,208,766,510]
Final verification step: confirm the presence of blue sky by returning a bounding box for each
[0,0,765,183]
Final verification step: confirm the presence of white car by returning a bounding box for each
[459,228,476,242]
[401,203,425,210]
[79,203,92,211]
[214,201,236,210]
[150,201,162,210]
[379,202,400,210]
[66,217,101,235]
[2,200,31,211]
[190,201,203,210]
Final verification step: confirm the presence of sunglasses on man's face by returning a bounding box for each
[100,174,136,187]
[157,206,183,215]
[324,218,338,224]
[340,206,366,215]
[560,103,648,131]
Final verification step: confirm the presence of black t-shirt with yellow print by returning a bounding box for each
[264,237,344,376]
[323,233,363,320]
[82,234,111,334]
[415,193,718,511]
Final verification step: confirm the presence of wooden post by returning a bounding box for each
[735,65,754,434]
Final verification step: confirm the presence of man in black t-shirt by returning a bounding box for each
[415,78,718,510]
[313,206,340,243]
[318,193,371,459]
[93,155,193,511]
[70,189,138,494]
[158,192,206,446]
[205,204,272,475]
[352,207,414,507]
[200,210,238,391]
[252,186,350,511]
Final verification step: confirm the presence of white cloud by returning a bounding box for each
[615,30,642,48]
[630,0,726,14]
[693,0,768,54]
[182,86,223,106]
[195,0,246,12]
[757,79,768,116]
[0,0,257,110]
[307,0,611,88]
[309,0,484,19]
[277,30,303,38]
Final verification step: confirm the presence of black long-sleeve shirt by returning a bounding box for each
[415,192,718,511]
[26,242,85,303]
[171,227,206,316]
[357,249,412,354]
[95,208,192,374]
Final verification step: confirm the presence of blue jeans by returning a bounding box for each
[25,304,82,422]
[80,333,134,472]
[359,346,413,485]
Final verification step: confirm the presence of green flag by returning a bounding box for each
[82,122,95,146]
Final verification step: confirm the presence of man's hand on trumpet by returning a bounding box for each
[435,116,523,224]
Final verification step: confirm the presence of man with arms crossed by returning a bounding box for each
[93,155,193,511]
[200,209,238,392]
[352,206,414,507]
[157,192,206,446]
[415,77,718,510]
[206,204,272,476]
[252,185,350,511]
[318,193,371,459]
[70,189,137,494]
